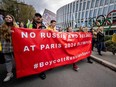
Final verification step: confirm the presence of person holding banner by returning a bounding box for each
[47,20,57,31]
[27,13,46,80]
[67,26,80,71]
[79,26,84,32]
[83,27,93,64]
[90,28,97,51]
[0,14,19,82]
[27,13,46,29]
[19,22,24,28]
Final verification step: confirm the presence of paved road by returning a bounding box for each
[0,60,116,87]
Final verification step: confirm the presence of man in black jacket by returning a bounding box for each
[27,13,46,80]
[97,27,105,56]
[31,13,46,29]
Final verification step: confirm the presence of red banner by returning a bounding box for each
[12,28,92,78]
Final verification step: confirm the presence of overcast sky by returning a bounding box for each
[23,0,75,14]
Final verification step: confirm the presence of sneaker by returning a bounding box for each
[73,67,80,71]
[73,65,79,71]
[3,72,13,82]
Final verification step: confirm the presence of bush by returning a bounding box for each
[105,40,116,51]
[104,35,112,41]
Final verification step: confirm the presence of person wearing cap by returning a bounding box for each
[27,13,46,29]
[27,13,46,80]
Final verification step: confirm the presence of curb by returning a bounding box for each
[90,55,116,72]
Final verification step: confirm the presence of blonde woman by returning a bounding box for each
[0,14,19,82]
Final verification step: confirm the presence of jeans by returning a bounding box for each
[4,53,14,73]
[97,42,105,54]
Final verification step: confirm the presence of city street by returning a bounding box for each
[0,0,116,87]
[0,60,116,87]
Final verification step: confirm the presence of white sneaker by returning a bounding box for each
[75,67,80,71]
[73,67,80,71]
[3,72,13,82]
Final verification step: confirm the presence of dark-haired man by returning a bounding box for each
[47,20,57,31]
[27,13,46,80]
[27,13,46,29]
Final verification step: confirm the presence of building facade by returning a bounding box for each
[56,0,116,34]
[43,9,56,27]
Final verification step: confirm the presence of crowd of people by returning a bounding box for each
[0,12,115,82]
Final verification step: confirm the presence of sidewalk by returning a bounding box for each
[90,49,116,72]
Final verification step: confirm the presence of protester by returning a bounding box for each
[79,26,84,32]
[67,26,80,71]
[19,22,25,28]
[58,27,62,32]
[0,14,19,82]
[27,13,46,29]
[82,27,93,64]
[90,28,97,51]
[97,27,105,56]
[26,19,33,28]
[47,20,57,31]
[27,13,46,80]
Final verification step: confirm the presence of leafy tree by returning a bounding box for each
[1,0,36,23]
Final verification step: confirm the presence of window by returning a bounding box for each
[108,5,114,13]
[78,12,81,19]
[105,0,110,5]
[80,0,83,2]
[110,0,115,3]
[100,0,104,6]
[115,4,116,9]
[75,12,78,19]
[89,10,93,17]
[73,2,75,12]
[98,8,103,15]
[76,3,78,12]
[91,0,95,8]
[83,2,86,10]
[82,12,85,19]
[70,3,72,13]
[65,6,67,14]
[105,30,115,35]
[95,0,100,7]
[93,9,97,17]
[68,4,69,13]
[103,7,108,15]
[79,3,82,11]
[87,1,90,9]
[112,13,116,25]
[85,11,89,18]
